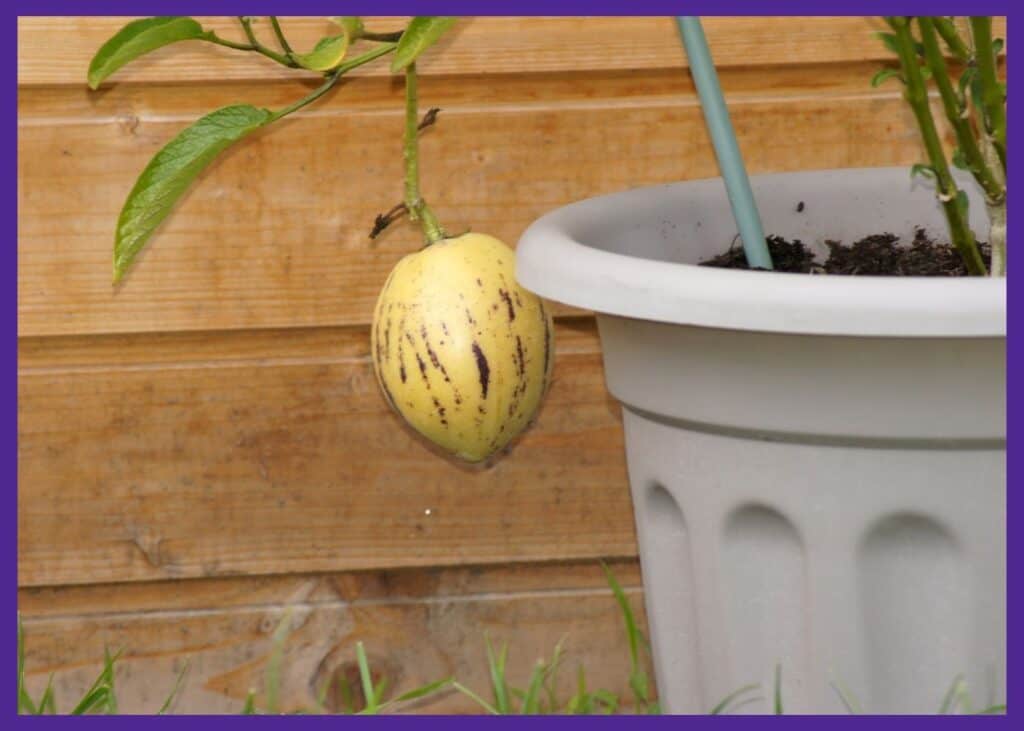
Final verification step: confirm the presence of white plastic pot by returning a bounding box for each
[517,168,1006,715]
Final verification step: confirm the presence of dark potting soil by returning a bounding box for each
[700,228,992,276]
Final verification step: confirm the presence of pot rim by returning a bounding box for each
[516,167,1006,337]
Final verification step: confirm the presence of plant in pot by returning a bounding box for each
[516,15,1006,714]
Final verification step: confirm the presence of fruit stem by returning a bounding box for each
[403,62,446,245]
[268,17,298,65]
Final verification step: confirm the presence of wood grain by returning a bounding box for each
[18,65,935,338]
[18,319,636,588]
[19,560,652,714]
[17,16,917,87]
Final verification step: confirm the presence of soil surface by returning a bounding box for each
[700,229,991,276]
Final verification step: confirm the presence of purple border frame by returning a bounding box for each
[10,1,1015,726]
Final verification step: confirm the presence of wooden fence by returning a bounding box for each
[18,16,995,713]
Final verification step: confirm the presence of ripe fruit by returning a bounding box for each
[371,232,554,463]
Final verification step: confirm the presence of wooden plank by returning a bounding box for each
[19,560,651,714]
[18,66,938,338]
[17,15,926,87]
[18,319,637,588]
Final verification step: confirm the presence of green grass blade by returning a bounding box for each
[70,687,110,715]
[452,681,500,715]
[709,683,760,715]
[939,674,965,714]
[264,613,291,714]
[19,688,37,715]
[829,678,863,715]
[484,635,510,713]
[375,676,453,713]
[566,665,591,714]
[337,675,356,714]
[17,616,35,715]
[593,689,620,714]
[34,674,56,715]
[355,641,377,714]
[520,660,546,714]
[313,674,330,715]
[157,660,190,714]
[373,677,389,708]
[773,664,783,715]
[978,704,1007,714]
[241,689,257,714]
[541,638,566,712]
[70,648,122,715]
[102,647,120,714]
[603,561,655,711]
[601,562,639,671]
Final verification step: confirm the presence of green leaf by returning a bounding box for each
[871,68,903,87]
[114,104,272,283]
[391,17,457,72]
[773,664,783,714]
[88,16,205,89]
[157,661,190,714]
[330,16,365,40]
[951,147,969,170]
[875,31,899,54]
[295,34,350,71]
[957,67,978,106]
[911,163,936,180]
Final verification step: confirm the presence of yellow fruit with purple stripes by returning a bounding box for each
[371,232,555,463]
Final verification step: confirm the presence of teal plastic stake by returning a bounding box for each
[676,16,773,269]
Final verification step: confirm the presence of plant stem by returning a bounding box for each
[969,17,1007,174]
[269,16,297,62]
[403,63,445,245]
[932,17,971,62]
[920,18,1006,276]
[918,19,1004,204]
[887,17,986,275]
[269,43,397,122]
[226,17,298,68]
[204,31,293,68]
